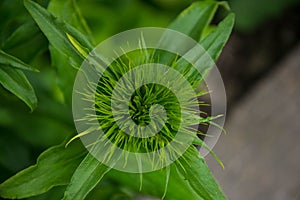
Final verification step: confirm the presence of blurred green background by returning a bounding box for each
[0,0,299,199]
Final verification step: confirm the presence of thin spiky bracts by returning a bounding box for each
[73,47,213,170]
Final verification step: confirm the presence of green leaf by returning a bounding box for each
[24,0,88,68]
[168,1,218,41]
[0,140,86,199]
[0,50,38,72]
[1,20,48,63]
[175,12,235,84]
[2,21,41,50]
[27,186,66,200]
[49,46,77,104]
[24,0,94,103]
[62,153,111,200]
[155,1,218,65]
[0,66,37,111]
[108,165,199,200]
[47,0,94,52]
[200,13,235,61]
[176,147,226,200]
[47,0,92,37]
[193,137,224,169]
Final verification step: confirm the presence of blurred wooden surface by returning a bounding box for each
[206,44,300,200]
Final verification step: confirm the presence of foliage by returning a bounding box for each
[0,0,234,199]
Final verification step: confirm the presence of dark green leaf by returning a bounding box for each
[0,50,38,72]
[49,46,77,104]
[24,0,87,68]
[27,186,66,200]
[2,21,40,50]
[108,165,199,200]
[0,66,37,111]
[47,0,94,52]
[24,0,94,103]
[1,20,48,63]
[62,153,111,200]
[0,140,86,199]
[47,0,92,37]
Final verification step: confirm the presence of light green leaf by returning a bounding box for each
[0,140,86,199]
[201,13,235,61]
[62,153,111,200]
[156,1,218,65]
[176,147,226,200]
[175,12,235,85]
[0,66,37,111]
[168,1,218,41]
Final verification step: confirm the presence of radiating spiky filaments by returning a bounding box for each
[75,47,210,169]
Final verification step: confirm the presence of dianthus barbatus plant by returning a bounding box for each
[0,0,234,200]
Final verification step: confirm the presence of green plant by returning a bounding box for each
[0,0,234,199]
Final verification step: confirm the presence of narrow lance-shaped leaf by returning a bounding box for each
[176,146,226,200]
[0,50,38,72]
[1,20,48,63]
[200,13,235,61]
[62,153,111,200]
[47,0,94,52]
[0,67,37,111]
[0,140,86,199]
[168,1,219,41]
[2,21,41,50]
[24,0,90,68]
[156,1,219,65]
[24,0,94,103]
[107,165,199,200]
[175,13,235,84]
[47,0,92,37]
[49,45,77,104]
[0,50,38,111]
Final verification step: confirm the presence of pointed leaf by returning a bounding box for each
[2,21,41,50]
[175,13,235,84]
[49,46,77,104]
[24,0,94,102]
[62,153,111,200]
[47,0,92,36]
[156,1,218,65]
[107,164,199,200]
[201,13,235,61]
[24,0,88,68]
[0,50,38,72]
[176,147,226,200]
[0,66,37,111]
[47,0,94,51]
[168,1,218,41]
[0,140,86,199]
